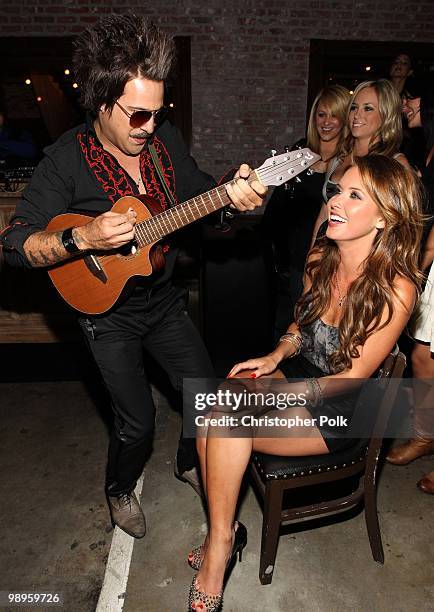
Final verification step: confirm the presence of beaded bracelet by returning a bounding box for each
[305,377,323,408]
[278,332,302,356]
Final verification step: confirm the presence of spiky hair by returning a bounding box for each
[73,14,175,115]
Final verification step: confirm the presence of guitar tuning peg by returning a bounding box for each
[284,146,290,152]
[270,149,277,156]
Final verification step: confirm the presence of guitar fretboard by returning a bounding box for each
[133,150,318,247]
[134,183,231,247]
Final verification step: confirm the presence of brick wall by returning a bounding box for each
[1,0,433,178]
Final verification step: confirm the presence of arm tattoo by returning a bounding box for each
[72,229,85,248]
[24,230,73,268]
[50,247,64,260]
[37,250,53,265]
[27,250,41,265]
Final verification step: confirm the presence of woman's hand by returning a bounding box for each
[228,355,279,379]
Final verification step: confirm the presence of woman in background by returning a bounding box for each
[312,78,411,242]
[386,76,434,493]
[389,52,413,95]
[263,85,350,337]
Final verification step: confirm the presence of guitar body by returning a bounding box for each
[47,195,165,315]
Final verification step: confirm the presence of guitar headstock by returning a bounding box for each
[256,148,321,187]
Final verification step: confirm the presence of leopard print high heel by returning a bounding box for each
[187,522,245,571]
[187,522,247,611]
[188,575,222,612]
[188,544,205,571]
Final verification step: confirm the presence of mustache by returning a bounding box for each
[130,131,151,138]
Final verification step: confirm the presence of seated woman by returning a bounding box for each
[187,155,423,612]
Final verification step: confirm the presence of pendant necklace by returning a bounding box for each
[334,272,347,307]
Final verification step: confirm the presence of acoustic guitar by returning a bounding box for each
[46,148,320,314]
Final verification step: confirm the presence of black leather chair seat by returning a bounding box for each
[252,438,368,481]
[250,352,406,584]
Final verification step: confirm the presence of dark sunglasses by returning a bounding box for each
[115,100,168,128]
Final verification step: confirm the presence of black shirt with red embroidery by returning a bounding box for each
[0,118,216,292]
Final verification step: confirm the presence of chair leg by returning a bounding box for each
[259,483,283,585]
[364,478,384,564]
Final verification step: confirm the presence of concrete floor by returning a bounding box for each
[1,375,433,612]
[0,379,112,612]
[124,393,434,612]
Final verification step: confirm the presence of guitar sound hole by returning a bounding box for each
[118,239,139,257]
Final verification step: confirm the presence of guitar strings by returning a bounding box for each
[143,157,307,226]
[136,159,309,247]
[135,155,312,247]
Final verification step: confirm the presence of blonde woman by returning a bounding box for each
[312,79,411,242]
[306,84,350,171]
[188,156,423,611]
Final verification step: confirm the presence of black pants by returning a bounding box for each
[79,282,215,496]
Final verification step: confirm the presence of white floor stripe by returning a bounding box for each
[96,475,145,612]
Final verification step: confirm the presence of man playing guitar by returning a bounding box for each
[0,15,267,538]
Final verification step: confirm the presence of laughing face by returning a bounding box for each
[96,77,164,156]
[349,87,382,142]
[315,103,344,143]
[402,96,422,129]
[326,166,385,243]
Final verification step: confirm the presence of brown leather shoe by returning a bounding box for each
[417,470,434,494]
[386,438,434,465]
[174,464,204,498]
[108,491,146,538]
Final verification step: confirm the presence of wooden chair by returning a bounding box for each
[249,351,406,585]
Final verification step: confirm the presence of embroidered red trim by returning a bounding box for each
[77,133,134,204]
[77,133,177,211]
[0,220,28,238]
[77,131,175,254]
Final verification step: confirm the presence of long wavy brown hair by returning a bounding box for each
[296,155,424,373]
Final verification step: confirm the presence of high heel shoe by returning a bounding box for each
[187,521,246,571]
[187,522,247,611]
[188,575,222,612]
[188,544,205,571]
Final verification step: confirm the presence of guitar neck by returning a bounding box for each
[134,181,235,247]
[133,148,320,247]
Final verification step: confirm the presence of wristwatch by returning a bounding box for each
[61,227,81,254]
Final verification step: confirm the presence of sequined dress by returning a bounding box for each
[279,317,357,453]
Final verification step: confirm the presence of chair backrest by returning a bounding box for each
[365,351,406,474]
